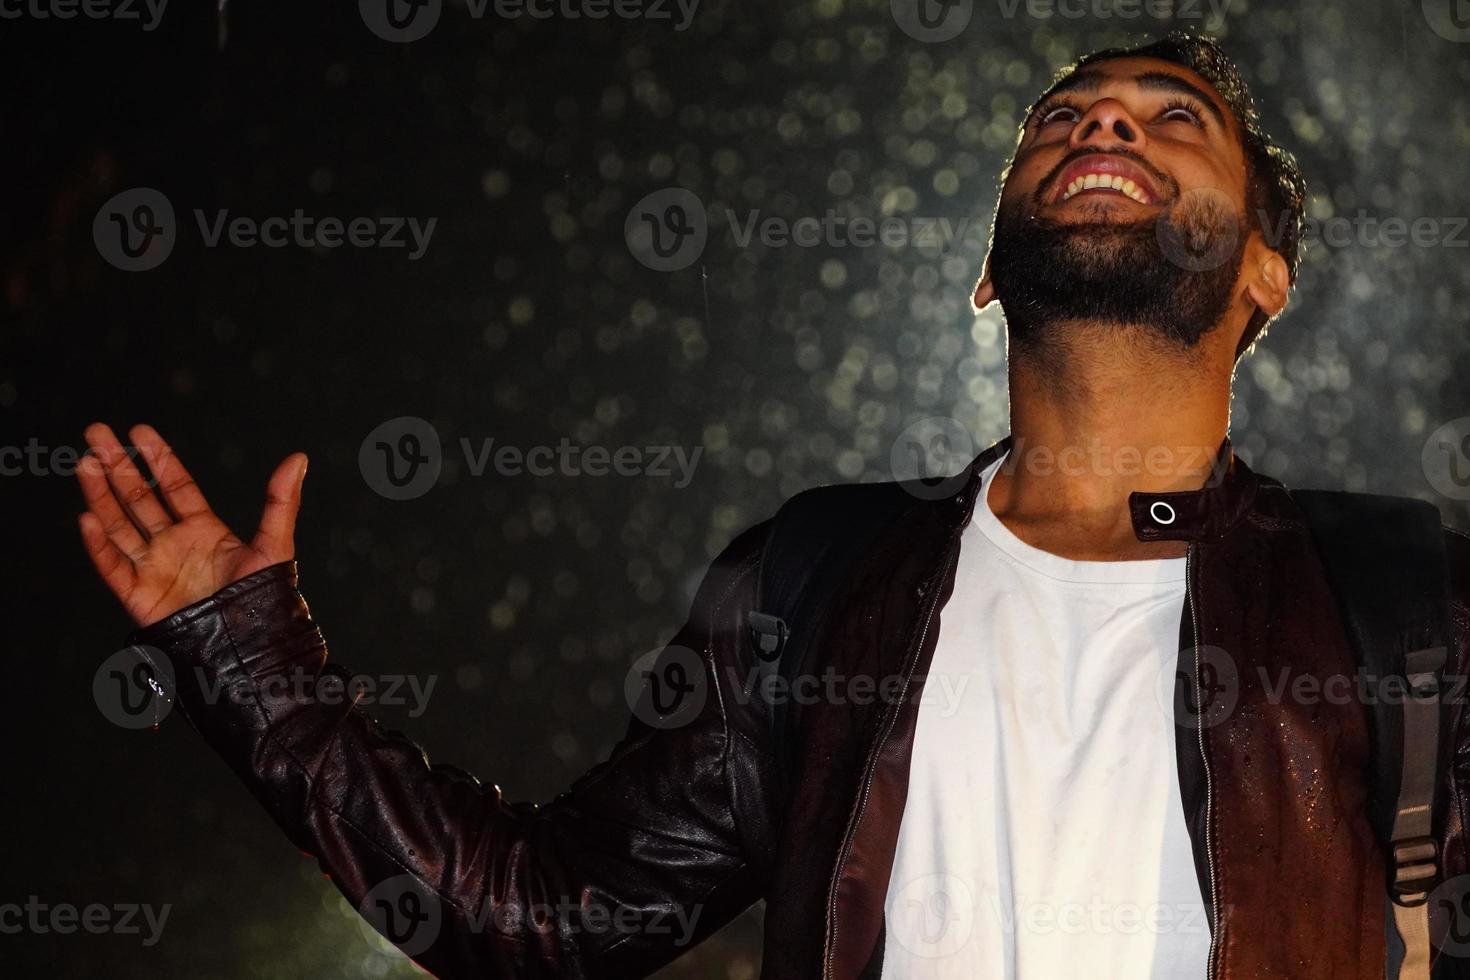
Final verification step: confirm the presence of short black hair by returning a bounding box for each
[1040,32,1307,358]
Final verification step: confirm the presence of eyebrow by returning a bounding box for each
[1036,68,1230,131]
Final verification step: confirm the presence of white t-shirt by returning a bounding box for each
[880,453,1212,978]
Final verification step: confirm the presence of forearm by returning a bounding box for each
[129,550,771,978]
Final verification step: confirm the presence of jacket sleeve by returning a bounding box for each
[1440,527,1470,897]
[125,521,780,979]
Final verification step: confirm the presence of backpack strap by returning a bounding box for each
[1294,490,1452,980]
[747,481,921,787]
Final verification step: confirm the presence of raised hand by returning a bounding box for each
[76,423,308,628]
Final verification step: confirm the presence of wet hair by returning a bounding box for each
[1038,32,1307,357]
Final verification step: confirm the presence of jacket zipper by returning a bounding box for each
[1187,542,1221,980]
[822,542,958,980]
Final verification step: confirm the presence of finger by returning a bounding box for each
[79,511,138,600]
[77,431,149,560]
[83,422,175,536]
[251,453,308,560]
[129,424,214,520]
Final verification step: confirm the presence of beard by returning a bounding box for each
[987,187,1247,353]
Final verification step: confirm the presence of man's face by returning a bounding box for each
[987,56,1255,350]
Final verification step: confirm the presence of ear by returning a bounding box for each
[972,255,996,311]
[1243,238,1290,322]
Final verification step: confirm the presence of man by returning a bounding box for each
[76,32,1470,980]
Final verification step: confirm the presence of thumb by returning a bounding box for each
[252,452,308,560]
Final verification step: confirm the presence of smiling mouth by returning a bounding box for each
[1059,173,1152,205]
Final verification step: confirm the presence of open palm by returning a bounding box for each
[77,422,308,628]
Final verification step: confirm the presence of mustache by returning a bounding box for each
[1033,148,1177,206]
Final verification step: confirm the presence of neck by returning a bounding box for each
[989,319,1233,559]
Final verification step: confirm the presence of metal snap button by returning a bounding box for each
[1149,500,1177,525]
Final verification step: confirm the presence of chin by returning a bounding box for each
[1049,199,1150,224]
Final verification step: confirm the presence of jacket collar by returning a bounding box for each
[942,435,1259,543]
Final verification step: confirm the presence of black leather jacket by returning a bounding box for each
[128,438,1470,978]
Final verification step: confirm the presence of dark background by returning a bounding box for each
[4,0,1469,976]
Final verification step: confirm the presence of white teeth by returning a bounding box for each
[1060,172,1150,204]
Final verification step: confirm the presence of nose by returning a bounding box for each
[1068,98,1145,151]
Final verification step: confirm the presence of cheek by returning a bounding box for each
[1159,145,1243,201]
[1003,149,1061,201]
